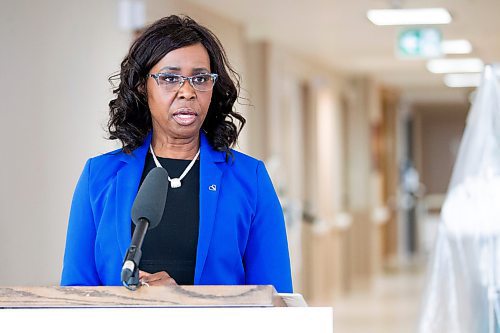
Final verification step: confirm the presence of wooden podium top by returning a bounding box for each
[0,285,290,308]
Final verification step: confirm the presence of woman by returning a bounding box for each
[61,15,292,293]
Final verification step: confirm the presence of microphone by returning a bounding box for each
[121,167,168,290]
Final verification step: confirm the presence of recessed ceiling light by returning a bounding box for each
[441,40,472,54]
[367,8,452,26]
[444,73,481,88]
[427,58,484,73]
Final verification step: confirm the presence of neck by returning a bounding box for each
[151,132,200,159]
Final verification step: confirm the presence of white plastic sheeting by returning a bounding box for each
[418,65,500,333]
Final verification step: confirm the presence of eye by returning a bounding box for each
[192,74,210,84]
[158,74,180,83]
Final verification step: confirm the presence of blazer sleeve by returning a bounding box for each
[60,159,101,286]
[243,161,293,293]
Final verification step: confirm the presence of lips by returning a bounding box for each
[172,108,198,126]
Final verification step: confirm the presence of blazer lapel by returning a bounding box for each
[115,133,151,257]
[195,133,226,284]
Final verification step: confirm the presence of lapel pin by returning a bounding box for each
[209,184,217,191]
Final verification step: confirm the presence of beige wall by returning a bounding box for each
[0,0,131,285]
[343,77,383,287]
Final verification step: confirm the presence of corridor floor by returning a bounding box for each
[330,267,425,333]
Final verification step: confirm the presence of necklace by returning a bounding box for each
[149,144,200,189]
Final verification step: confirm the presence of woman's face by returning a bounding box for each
[146,43,213,141]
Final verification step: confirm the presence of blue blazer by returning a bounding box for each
[61,132,293,293]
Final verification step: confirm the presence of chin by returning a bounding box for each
[172,126,201,139]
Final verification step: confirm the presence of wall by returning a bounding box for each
[413,103,468,195]
[0,0,131,285]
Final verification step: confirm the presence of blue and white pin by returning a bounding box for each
[209,184,217,191]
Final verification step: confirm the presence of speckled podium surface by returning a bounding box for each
[0,286,333,332]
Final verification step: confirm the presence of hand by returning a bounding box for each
[139,270,178,286]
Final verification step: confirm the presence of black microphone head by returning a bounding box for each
[131,167,168,229]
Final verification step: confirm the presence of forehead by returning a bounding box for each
[153,43,211,72]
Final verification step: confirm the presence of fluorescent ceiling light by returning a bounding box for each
[441,39,472,54]
[427,58,484,73]
[444,73,481,88]
[367,8,452,26]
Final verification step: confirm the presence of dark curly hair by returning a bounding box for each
[107,15,245,156]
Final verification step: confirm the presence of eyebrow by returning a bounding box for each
[192,67,210,72]
[159,66,210,73]
[159,66,180,71]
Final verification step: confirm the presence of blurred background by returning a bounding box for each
[1,0,499,331]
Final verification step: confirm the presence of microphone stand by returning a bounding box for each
[121,218,149,290]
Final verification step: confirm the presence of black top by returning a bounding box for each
[132,152,200,285]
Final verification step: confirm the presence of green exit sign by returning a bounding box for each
[398,28,442,58]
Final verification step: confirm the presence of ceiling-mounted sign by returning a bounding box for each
[397,28,442,58]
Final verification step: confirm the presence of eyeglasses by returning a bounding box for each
[148,72,218,92]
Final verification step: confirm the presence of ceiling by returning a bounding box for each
[189,0,500,93]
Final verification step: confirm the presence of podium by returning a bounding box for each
[0,285,333,332]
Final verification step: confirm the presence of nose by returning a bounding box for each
[177,78,196,100]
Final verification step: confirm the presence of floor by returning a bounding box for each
[329,267,425,333]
